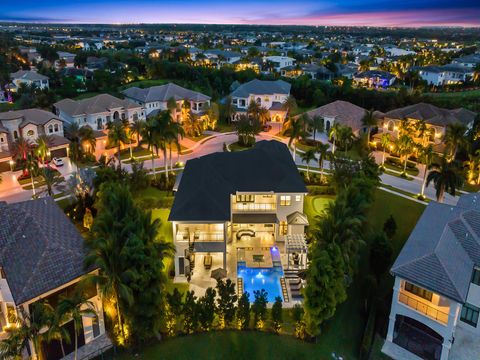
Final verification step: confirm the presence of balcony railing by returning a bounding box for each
[232,203,276,212]
[193,232,224,242]
[399,292,449,325]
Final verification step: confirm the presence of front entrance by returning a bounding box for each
[393,315,443,360]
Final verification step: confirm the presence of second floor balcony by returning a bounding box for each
[398,291,449,325]
[232,202,276,212]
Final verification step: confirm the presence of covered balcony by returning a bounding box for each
[231,194,276,213]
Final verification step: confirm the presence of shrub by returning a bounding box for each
[236,292,251,330]
[271,296,283,334]
[252,289,268,330]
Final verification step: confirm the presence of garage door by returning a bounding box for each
[0,160,10,173]
[50,148,68,158]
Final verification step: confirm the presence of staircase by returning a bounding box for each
[237,277,244,296]
[186,237,195,279]
[280,277,289,302]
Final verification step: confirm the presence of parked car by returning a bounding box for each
[52,157,64,166]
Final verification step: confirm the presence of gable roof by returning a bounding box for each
[122,82,210,103]
[0,198,93,305]
[0,108,61,128]
[54,94,139,117]
[169,140,307,222]
[230,79,291,98]
[385,102,476,127]
[391,194,480,303]
[10,70,48,82]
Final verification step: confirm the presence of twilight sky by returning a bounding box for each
[2,0,480,27]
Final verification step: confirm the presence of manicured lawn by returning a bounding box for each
[228,142,253,152]
[303,194,334,225]
[119,147,152,160]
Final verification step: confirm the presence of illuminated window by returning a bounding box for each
[237,194,254,203]
[280,195,291,206]
[404,282,432,301]
[295,195,301,202]
[27,130,34,136]
[279,221,288,235]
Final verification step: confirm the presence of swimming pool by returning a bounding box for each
[237,265,284,302]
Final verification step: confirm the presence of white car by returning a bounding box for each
[52,157,64,167]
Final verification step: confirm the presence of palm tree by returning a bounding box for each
[222,96,234,124]
[41,166,63,196]
[281,96,298,116]
[57,292,96,360]
[46,309,71,359]
[300,149,317,182]
[36,135,52,166]
[311,115,324,141]
[328,123,341,154]
[167,97,177,117]
[26,152,39,197]
[11,137,33,177]
[380,133,390,167]
[154,111,172,180]
[418,145,434,199]
[316,142,330,184]
[235,115,261,147]
[427,157,464,203]
[166,118,185,170]
[65,123,82,171]
[79,126,96,155]
[444,123,468,160]
[396,134,415,175]
[107,119,129,171]
[141,118,159,179]
[130,119,144,149]
[283,116,305,160]
[361,110,377,144]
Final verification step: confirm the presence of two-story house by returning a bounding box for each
[0,109,70,172]
[169,140,308,300]
[54,93,145,131]
[383,193,480,360]
[378,103,476,152]
[230,79,291,122]
[353,70,396,88]
[121,82,211,121]
[416,65,473,86]
[263,56,296,73]
[0,198,107,360]
[9,70,49,92]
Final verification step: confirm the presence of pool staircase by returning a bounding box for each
[237,277,244,296]
[280,277,289,302]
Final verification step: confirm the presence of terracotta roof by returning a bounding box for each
[0,109,61,128]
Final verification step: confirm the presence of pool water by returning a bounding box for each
[237,265,284,302]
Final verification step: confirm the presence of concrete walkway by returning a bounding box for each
[61,334,112,360]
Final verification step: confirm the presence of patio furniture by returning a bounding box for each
[236,229,255,240]
[204,254,212,269]
[211,267,227,280]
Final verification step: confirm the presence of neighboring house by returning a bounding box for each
[202,49,242,66]
[86,56,108,71]
[54,93,145,130]
[377,103,476,152]
[451,53,480,69]
[353,70,396,88]
[122,82,211,120]
[9,70,49,91]
[415,65,473,86]
[263,56,295,72]
[335,63,357,79]
[0,198,107,360]
[169,140,309,293]
[382,193,480,360]
[0,109,70,171]
[230,79,291,122]
[55,51,76,69]
[60,68,94,84]
[302,100,377,135]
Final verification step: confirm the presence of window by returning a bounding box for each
[280,195,291,206]
[54,124,59,132]
[471,268,480,286]
[279,221,288,235]
[387,121,395,132]
[133,112,138,121]
[404,282,433,301]
[237,194,254,203]
[179,257,185,275]
[0,137,3,143]
[48,125,53,134]
[13,131,18,139]
[92,315,101,338]
[295,195,301,202]
[461,303,479,327]
[26,130,34,136]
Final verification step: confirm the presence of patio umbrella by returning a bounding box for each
[211,268,227,280]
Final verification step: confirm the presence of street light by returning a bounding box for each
[9,160,14,171]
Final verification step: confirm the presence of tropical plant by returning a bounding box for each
[57,291,96,360]
[418,144,434,199]
[130,119,144,148]
[107,119,129,171]
[235,115,261,147]
[141,118,159,179]
[316,142,330,184]
[271,296,283,334]
[197,288,216,331]
[380,133,390,167]
[35,135,52,165]
[216,279,237,329]
[166,288,183,336]
[361,110,377,144]
[281,95,298,115]
[26,152,39,197]
[252,289,268,329]
[300,148,317,182]
[283,116,306,160]
[444,122,468,160]
[395,134,415,175]
[11,137,33,177]
[311,115,324,141]
[427,157,464,203]
[183,291,198,334]
[236,292,250,330]
[41,166,63,196]
[79,126,96,154]
[337,125,355,154]
[328,123,341,154]
[291,304,305,340]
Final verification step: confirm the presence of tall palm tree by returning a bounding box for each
[107,119,129,171]
[141,118,159,179]
[130,119,144,149]
[283,116,305,160]
[42,166,63,196]
[444,122,468,160]
[427,157,464,203]
[281,95,297,115]
[79,126,96,155]
[154,111,172,180]
[396,134,415,175]
[380,133,390,167]
[328,123,341,154]
[36,135,52,166]
[316,142,330,184]
[26,152,39,197]
[11,137,33,177]
[65,122,82,171]
[311,115,324,141]
[419,145,434,199]
[361,110,377,144]
[57,292,96,360]
[300,149,317,182]
[166,117,185,170]
[337,126,355,154]
[46,309,71,359]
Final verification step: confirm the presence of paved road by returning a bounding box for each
[0,130,460,206]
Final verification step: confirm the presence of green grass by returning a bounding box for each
[228,142,252,152]
[119,147,153,160]
[425,88,480,99]
[214,122,234,133]
[303,195,335,225]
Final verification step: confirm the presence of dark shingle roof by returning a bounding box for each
[230,79,291,98]
[0,198,92,305]
[0,109,61,128]
[169,140,307,222]
[122,83,210,103]
[391,194,480,303]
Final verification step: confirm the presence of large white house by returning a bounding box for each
[263,56,296,72]
[230,79,291,122]
[0,198,107,360]
[169,141,309,301]
[383,193,480,360]
[122,82,211,121]
[54,93,145,131]
[416,65,474,86]
[9,70,49,92]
